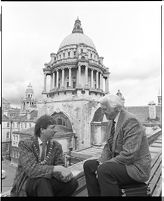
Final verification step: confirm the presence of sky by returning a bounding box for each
[1,1,162,107]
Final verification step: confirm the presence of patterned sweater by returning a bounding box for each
[10,136,65,197]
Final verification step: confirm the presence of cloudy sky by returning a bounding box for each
[2,1,162,107]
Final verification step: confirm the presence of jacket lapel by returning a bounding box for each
[112,109,126,154]
[32,137,40,159]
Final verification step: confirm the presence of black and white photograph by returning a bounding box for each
[1,1,162,197]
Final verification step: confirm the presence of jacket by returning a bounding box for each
[10,136,65,197]
[98,109,151,183]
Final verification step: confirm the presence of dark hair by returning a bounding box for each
[34,115,55,137]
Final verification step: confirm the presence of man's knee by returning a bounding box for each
[83,160,91,170]
[83,159,97,171]
[97,162,112,177]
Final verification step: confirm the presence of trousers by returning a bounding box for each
[25,177,78,197]
[83,159,141,196]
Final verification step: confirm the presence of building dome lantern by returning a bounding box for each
[72,17,83,34]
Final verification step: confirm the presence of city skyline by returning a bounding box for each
[2,2,162,107]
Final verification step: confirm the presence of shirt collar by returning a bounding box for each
[114,111,120,127]
[38,137,42,146]
[38,137,49,145]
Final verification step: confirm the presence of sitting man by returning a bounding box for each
[11,114,78,197]
[83,94,151,196]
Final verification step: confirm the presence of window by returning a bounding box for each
[7,122,9,127]
[81,49,83,53]
[74,51,76,56]
[91,53,92,58]
[73,81,76,88]
[63,53,65,58]
[6,132,10,139]
[67,82,69,87]
[68,52,70,57]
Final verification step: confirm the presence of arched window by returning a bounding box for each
[57,118,62,125]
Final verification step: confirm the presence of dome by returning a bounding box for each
[58,18,96,50]
[59,33,96,50]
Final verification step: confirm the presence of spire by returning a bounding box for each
[72,17,83,34]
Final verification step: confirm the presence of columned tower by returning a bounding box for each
[21,83,37,112]
[38,18,111,150]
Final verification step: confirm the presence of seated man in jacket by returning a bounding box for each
[11,114,78,197]
[83,94,151,196]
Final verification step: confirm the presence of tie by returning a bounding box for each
[108,120,116,149]
[41,143,46,161]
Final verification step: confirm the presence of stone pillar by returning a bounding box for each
[105,76,109,93]
[56,70,59,88]
[50,74,53,90]
[68,67,72,87]
[96,71,99,89]
[62,68,65,87]
[91,69,93,88]
[148,102,156,120]
[85,65,88,87]
[100,73,102,90]
[44,73,47,92]
[53,72,56,88]
[77,65,81,87]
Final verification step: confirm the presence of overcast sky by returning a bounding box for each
[2,1,162,107]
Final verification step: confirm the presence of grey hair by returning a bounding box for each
[99,94,123,110]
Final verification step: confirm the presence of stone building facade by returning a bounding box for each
[37,18,110,150]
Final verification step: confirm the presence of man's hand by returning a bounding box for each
[53,165,73,182]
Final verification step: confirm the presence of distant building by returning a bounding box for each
[2,106,38,159]
[2,84,38,159]
[2,98,11,113]
[20,83,37,114]
[126,102,161,125]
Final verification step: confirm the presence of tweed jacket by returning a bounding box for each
[98,109,151,183]
[10,136,65,197]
